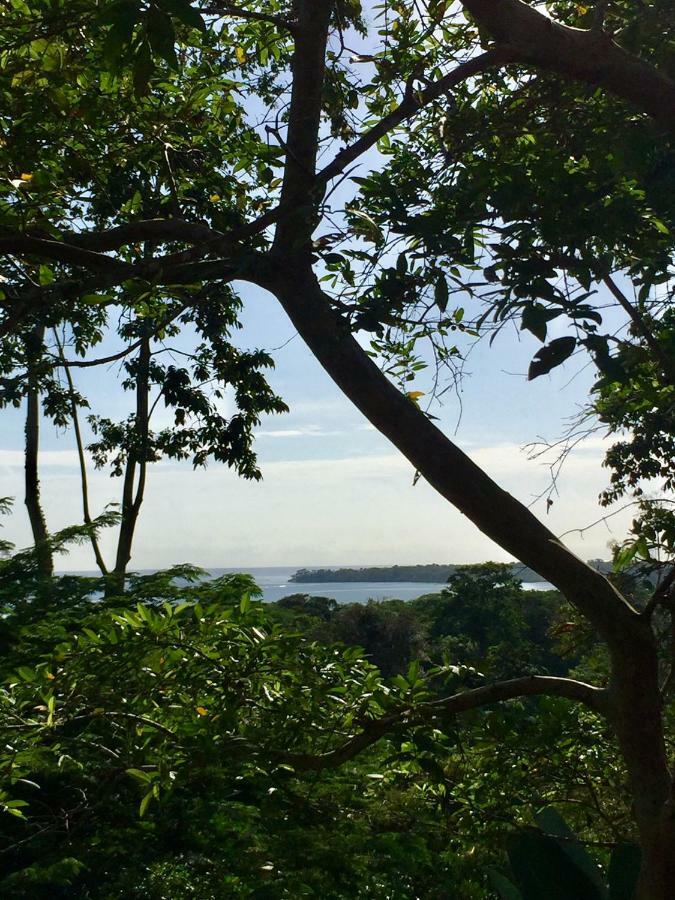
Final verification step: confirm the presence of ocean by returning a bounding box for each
[197,567,554,604]
[61,565,555,603]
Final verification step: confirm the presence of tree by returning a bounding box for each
[1,272,288,591]
[0,0,674,893]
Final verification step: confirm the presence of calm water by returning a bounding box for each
[61,565,554,604]
[208,567,554,603]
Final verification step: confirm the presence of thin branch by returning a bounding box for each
[202,1,296,33]
[318,48,514,186]
[603,274,675,383]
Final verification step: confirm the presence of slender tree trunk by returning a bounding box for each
[23,326,52,578]
[53,330,109,576]
[108,335,150,594]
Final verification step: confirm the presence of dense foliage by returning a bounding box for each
[0,543,641,899]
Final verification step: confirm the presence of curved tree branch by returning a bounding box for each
[460,0,675,132]
[281,675,608,772]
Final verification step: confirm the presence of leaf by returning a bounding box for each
[139,790,153,817]
[235,46,247,65]
[195,706,208,716]
[613,540,641,573]
[507,829,604,900]
[434,273,449,313]
[520,304,562,343]
[102,2,140,68]
[147,8,178,68]
[16,666,37,682]
[407,390,425,400]
[161,0,206,31]
[608,843,641,900]
[133,41,154,96]
[534,807,607,895]
[528,337,576,380]
[126,768,152,782]
[487,868,524,900]
[347,207,384,243]
[38,265,54,286]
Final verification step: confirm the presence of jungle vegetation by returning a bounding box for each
[0,0,674,896]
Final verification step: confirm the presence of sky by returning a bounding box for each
[0,279,636,572]
[0,5,639,572]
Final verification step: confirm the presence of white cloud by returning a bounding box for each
[257,427,345,438]
[0,449,80,468]
[0,437,633,572]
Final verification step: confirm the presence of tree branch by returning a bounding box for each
[64,218,220,251]
[318,47,515,185]
[281,675,607,772]
[274,0,333,253]
[460,0,675,132]
[256,258,671,829]
[202,1,296,33]
[0,235,136,276]
[602,274,675,384]
[52,329,109,576]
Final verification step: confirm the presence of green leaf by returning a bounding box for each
[521,304,562,343]
[487,868,524,900]
[160,0,206,31]
[507,829,604,900]
[534,807,607,896]
[126,768,152,783]
[146,8,178,68]
[133,40,154,96]
[16,665,37,682]
[434,273,449,313]
[103,19,136,68]
[139,790,153,817]
[347,207,384,243]
[608,843,641,900]
[98,0,141,26]
[39,265,54,286]
[528,337,577,380]
[613,540,641,573]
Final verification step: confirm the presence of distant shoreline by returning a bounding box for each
[289,562,562,584]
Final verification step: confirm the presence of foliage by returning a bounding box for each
[489,807,641,900]
[0,541,637,899]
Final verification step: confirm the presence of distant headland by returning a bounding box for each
[288,562,593,584]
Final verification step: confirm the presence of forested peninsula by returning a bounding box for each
[290,563,561,584]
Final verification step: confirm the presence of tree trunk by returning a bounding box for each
[23,326,52,578]
[108,334,150,594]
[54,330,109,576]
[260,258,674,897]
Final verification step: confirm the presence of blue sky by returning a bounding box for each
[0,279,634,571]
